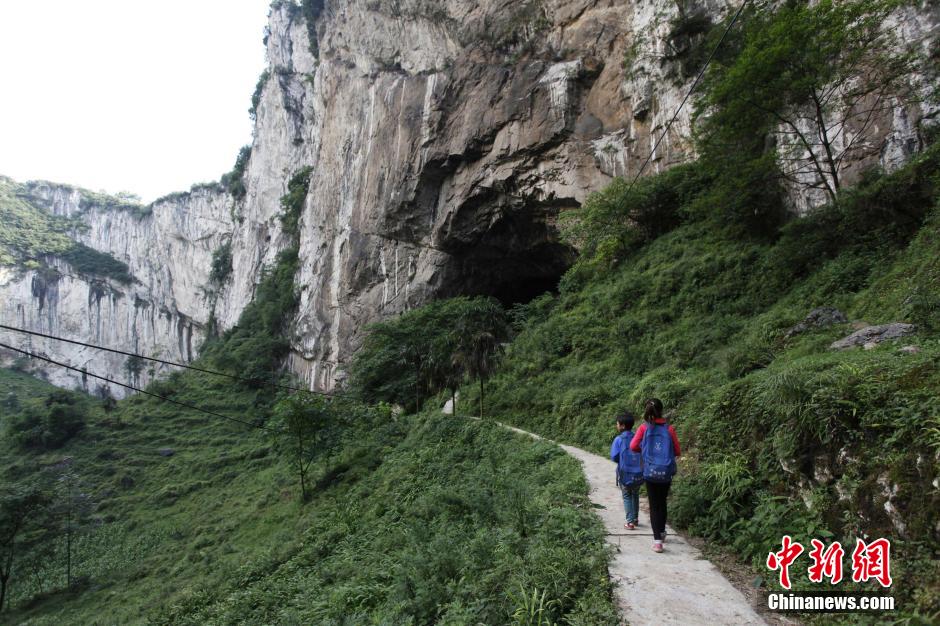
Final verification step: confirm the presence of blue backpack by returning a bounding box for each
[616,431,644,487]
[641,423,677,483]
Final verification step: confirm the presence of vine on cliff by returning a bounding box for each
[205,168,311,388]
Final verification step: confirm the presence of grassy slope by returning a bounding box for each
[1,368,615,624]
[477,149,940,617]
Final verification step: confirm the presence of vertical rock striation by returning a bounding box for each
[1,0,936,393]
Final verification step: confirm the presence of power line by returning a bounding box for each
[0,323,341,398]
[626,0,752,193]
[0,340,283,434]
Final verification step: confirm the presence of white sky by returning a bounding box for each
[0,1,272,203]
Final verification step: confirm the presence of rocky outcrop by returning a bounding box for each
[784,306,848,339]
[270,0,939,389]
[265,0,721,388]
[830,323,916,350]
[0,183,234,396]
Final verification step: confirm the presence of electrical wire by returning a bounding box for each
[0,323,342,398]
[0,340,284,433]
[625,0,752,193]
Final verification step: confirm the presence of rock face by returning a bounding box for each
[830,323,916,350]
[0,182,234,397]
[1,0,937,393]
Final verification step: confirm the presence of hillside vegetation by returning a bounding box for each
[0,171,616,624]
[0,366,614,624]
[472,144,940,618]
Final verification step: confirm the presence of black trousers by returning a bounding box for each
[646,480,671,541]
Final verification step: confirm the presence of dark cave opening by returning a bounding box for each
[491,275,562,308]
[448,210,576,309]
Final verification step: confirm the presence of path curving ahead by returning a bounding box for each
[501,423,766,625]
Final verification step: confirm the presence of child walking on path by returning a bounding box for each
[630,398,681,553]
[610,411,643,530]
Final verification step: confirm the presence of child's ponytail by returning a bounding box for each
[643,398,663,424]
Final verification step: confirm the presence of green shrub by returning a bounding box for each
[248,70,270,121]
[60,243,133,284]
[301,0,324,56]
[208,241,233,285]
[205,168,312,387]
[220,145,251,200]
[279,167,312,236]
[8,390,87,450]
[561,162,709,274]
[351,296,511,413]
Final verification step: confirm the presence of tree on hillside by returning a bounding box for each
[697,0,919,215]
[272,392,336,502]
[0,483,51,612]
[352,299,463,412]
[351,297,512,416]
[7,390,86,450]
[451,298,512,419]
[48,467,95,589]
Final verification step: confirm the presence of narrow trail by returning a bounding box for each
[500,423,766,625]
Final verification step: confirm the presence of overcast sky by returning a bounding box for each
[0,1,272,202]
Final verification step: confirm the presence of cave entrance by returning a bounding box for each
[450,208,576,308]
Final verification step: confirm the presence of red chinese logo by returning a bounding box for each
[807,539,844,584]
[851,538,892,588]
[766,535,805,590]
[767,536,893,588]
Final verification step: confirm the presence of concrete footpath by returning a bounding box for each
[503,423,766,625]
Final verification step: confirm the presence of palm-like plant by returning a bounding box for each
[451,298,511,418]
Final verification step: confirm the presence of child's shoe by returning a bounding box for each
[652,541,664,553]
[626,522,636,530]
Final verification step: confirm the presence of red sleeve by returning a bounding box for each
[630,423,645,452]
[668,425,681,457]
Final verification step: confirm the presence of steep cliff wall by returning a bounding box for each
[263,0,937,389]
[0,182,233,396]
[2,0,936,394]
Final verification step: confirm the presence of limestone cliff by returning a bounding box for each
[0,180,233,396]
[1,0,937,394]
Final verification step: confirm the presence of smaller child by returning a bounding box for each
[610,410,642,530]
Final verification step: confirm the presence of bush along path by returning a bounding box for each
[496,420,766,625]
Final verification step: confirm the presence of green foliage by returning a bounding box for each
[483,140,940,617]
[59,243,133,284]
[220,145,251,200]
[148,416,615,625]
[270,392,338,501]
[206,246,299,388]
[208,241,233,286]
[351,296,511,413]
[205,168,311,387]
[0,481,54,611]
[694,0,914,231]
[0,364,616,623]
[665,3,715,81]
[249,70,270,121]
[123,355,146,382]
[78,189,149,218]
[279,166,312,236]
[7,390,87,451]
[0,179,73,265]
[561,161,709,274]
